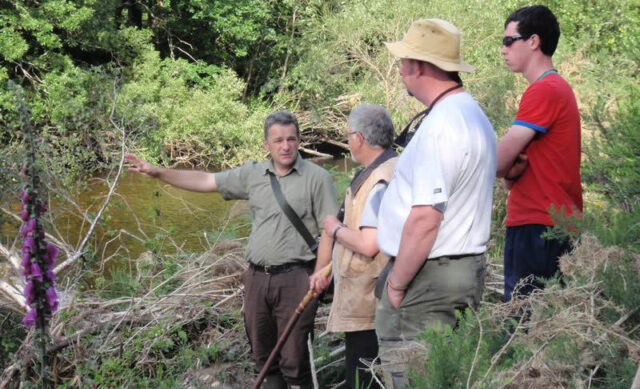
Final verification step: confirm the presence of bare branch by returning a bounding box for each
[324,139,350,151]
[0,241,20,271]
[308,333,319,389]
[299,146,333,159]
[54,79,126,274]
[0,279,27,312]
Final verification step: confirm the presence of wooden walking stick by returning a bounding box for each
[252,263,332,389]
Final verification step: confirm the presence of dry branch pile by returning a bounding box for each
[471,234,640,388]
[1,240,255,388]
[3,229,640,388]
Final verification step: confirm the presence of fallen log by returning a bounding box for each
[299,146,333,159]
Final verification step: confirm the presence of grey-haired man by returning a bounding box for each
[310,104,397,389]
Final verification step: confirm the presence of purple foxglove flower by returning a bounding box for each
[45,242,59,267]
[45,287,58,312]
[20,209,29,221]
[31,263,43,282]
[46,269,57,282]
[24,280,35,305]
[21,218,37,239]
[40,202,47,213]
[23,308,37,328]
[21,251,31,269]
[28,218,36,232]
[23,236,35,254]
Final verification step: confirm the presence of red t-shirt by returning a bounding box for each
[506,72,583,227]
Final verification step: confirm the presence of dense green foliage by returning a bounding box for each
[0,0,342,195]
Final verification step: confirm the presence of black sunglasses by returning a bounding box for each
[502,35,529,47]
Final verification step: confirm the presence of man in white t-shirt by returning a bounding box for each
[375,19,496,388]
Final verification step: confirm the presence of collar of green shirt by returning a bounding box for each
[264,153,304,177]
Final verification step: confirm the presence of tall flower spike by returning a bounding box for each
[12,79,56,386]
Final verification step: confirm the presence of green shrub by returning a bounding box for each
[583,85,640,214]
[413,309,506,389]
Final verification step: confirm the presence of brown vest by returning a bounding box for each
[326,157,397,332]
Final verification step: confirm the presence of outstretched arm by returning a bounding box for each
[125,153,218,193]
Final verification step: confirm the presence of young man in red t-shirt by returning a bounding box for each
[497,5,582,301]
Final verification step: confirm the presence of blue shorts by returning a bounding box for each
[503,225,571,302]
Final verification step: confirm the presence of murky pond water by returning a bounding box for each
[1,157,355,276]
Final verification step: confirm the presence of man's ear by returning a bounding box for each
[529,34,542,51]
[417,60,434,77]
[263,138,269,151]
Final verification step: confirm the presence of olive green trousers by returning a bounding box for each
[375,254,486,388]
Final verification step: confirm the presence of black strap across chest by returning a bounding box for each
[269,173,318,252]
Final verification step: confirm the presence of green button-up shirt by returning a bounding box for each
[215,155,338,266]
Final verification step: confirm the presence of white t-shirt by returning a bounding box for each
[377,92,496,258]
[360,182,387,229]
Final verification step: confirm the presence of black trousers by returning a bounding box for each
[504,224,571,301]
[345,330,382,389]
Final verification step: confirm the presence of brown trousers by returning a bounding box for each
[243,266,318,386]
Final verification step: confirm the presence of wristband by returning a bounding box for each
[332,224,344,241]
[387,278,407,291]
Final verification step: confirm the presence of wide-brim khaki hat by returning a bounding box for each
[385,18,475,73]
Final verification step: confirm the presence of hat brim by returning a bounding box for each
[385,41,475,73]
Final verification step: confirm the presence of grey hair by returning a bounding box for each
[264,110,300,139]
[348,104,395,148]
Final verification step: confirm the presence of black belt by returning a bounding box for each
[431,253,483,261]
[249,261,313,275]
[390,253,482,262]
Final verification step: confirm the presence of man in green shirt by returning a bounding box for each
[126,111,338,389]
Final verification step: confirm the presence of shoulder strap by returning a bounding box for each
[393,83,463,148]
[269,173,318,251]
